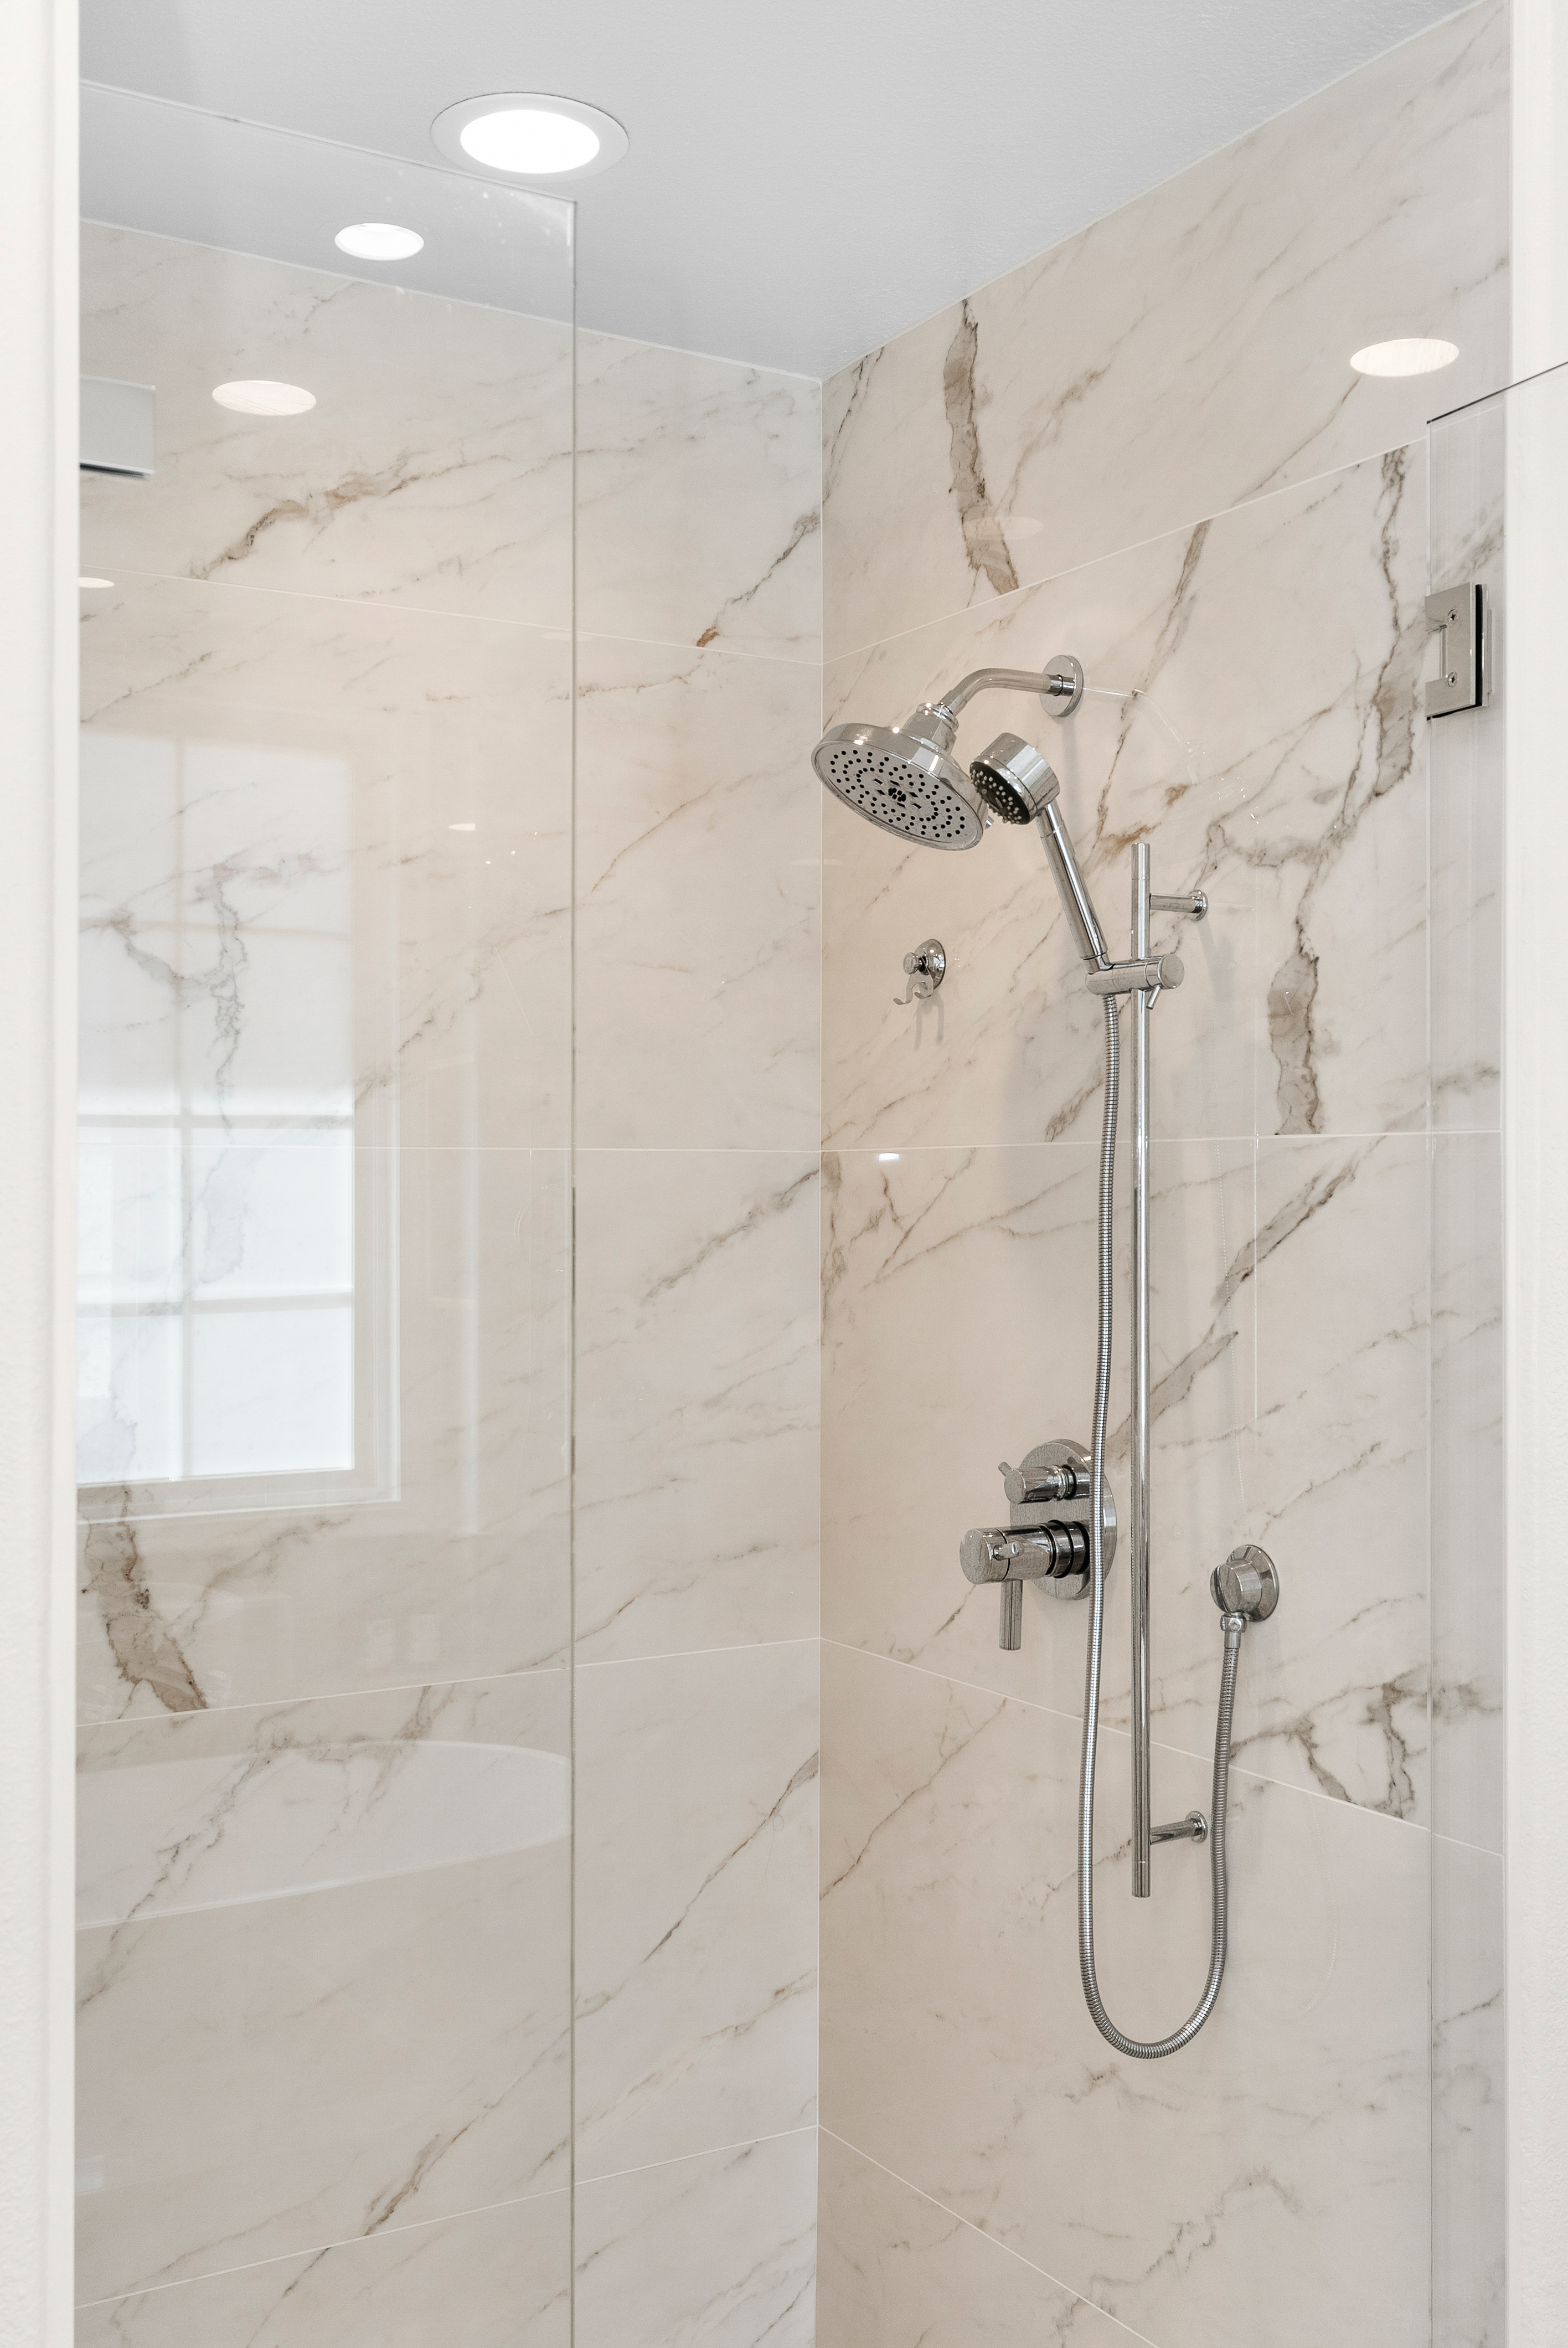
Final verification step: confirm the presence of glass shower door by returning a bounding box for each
[74,128,575,2345]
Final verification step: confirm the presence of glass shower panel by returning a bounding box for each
[1428,380,1510,2346]
[75,127,574,2345]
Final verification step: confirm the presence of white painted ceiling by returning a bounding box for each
[82,0,1463,378]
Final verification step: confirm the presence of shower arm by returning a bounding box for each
[906,660,1084,746]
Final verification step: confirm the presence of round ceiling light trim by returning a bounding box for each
[336,222,425,260]
[431,92,628,181]
[213,380,317,416]
[1349,337,1460,378]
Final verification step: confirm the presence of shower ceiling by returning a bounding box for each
[82,0,1462,377]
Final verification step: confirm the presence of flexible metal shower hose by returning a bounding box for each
[1077,992,1246,2059]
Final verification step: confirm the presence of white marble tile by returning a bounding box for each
[823,446,1430,1151]
[819,1640,1431,2348]
[80,572,572,1155]
[575,636,822,1150]
[76,2191,570,2346]
[577,332,821,663]
[823,1,1507,658]
[76,1675,570,2303]
[1432,1836,1505,2347]
[575,2131,816,2348]
[574,1642,818,2178]
[1431,1134,1504,1856]
[575,1150,819,1664]
[81,228,573,626]
[818,2130,1136,2348]
[78,1145,570,1717]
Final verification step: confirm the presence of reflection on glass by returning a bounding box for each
[78,728,365,1497]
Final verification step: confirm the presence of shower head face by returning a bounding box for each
[969,733,1060,825]
[813,721,985,850]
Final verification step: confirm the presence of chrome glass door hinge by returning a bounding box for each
[1425,582,1492,719]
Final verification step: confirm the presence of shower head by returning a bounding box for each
[812,655,1085,853]
[813,712,986,850]
[968,733,1060,825]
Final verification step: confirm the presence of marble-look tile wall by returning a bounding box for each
[816,9,1508,2346]
[571,325,822,2347]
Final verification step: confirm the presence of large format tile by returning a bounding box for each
[1432,1836,1505,2347]
[819,1641,1431,2348]
[575,636,821,1150]
[575,2131,816,2348]
[76,1675,570,2302]
[80,572,572,1156]
[575,1642,818,2178]
[76,2191,569,2347]
[818,2131,1136,2348]
[78,1145,570,1716]
[824,1135,1430,1822]
[81,228,573,626]
[822,1,1507,657]
[823,447,1430,1151]
[575,1150,819,1664]
[578,333,821,663]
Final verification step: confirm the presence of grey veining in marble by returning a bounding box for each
[823,446,1430,1152]
[819,1640,1430,2348]
[575,2131,817,2348]
[822,1,1507,660]
[575,1641,819,2179]
[574,633,822,1150]
[75,2193,570,2347]
[818,2130,1136,2348]
[81,228,574,627]
[575,1150,819,1664]
[577,332,822,664]
[77,1676,570,2303]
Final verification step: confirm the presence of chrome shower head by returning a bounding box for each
[812,710,986,850]
[811,657,1085,853]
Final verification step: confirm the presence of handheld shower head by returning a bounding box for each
[970,733,1110,968]
[813,709,986,849]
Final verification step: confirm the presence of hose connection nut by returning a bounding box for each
[1210,1544,1280,1623]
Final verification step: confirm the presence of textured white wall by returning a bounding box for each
[0,0,78,2340]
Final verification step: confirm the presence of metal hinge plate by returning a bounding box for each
[1425,582,1491,719]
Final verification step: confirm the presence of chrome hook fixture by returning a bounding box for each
[895,937,946,1005]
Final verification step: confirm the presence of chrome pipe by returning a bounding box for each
[1035,806,1111,968]
[1131,842,1152,1898]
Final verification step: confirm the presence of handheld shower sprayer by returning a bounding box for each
[809,651,1278,2061]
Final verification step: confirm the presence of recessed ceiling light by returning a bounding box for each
[335,222,424,261]
[79,576,114,589]
[212,381,317,416]
[1350,338,1459,378]
[448,822,476,832]
[431,93,628,182]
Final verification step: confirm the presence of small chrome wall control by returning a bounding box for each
[1210,1544,1281,1621]
[1425,582,1492,718]
[895,938,946,1004]
[961,1438,1116,1647]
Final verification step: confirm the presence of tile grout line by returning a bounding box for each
[816,2127,1162,2347]
[819,1636,1441,1838]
